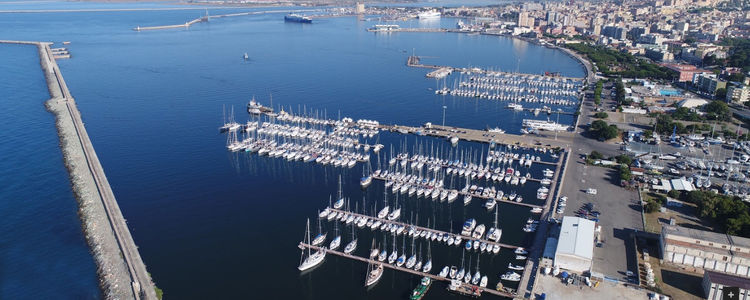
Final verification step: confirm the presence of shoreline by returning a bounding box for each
[1,40,157,300]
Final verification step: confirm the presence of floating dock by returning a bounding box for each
[298,242,517,298]
[326,207,523,250]
[407,55,584,81]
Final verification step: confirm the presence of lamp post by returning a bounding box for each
[442,105,447,127]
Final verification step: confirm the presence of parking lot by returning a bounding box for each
[534,271,649,300]
[556,155,644,281]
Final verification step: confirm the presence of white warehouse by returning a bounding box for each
[554,216,596,273]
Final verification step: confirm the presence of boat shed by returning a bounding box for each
[554,216,596,273]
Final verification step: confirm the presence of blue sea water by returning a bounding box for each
[1,2,583,299]
[0,44,99,299]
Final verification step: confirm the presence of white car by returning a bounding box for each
[586,188,597,195]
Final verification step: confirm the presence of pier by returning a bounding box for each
[371,175,543,209]
[0,40,157,300]
[517,148,569,297]
[133,9,319,31]
[326,207,523,250]
[298,242,517,298]
[407,56,584,82]
[380,123,573,149]
[368,27,447,33]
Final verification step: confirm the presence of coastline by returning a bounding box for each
[0,40,157,300]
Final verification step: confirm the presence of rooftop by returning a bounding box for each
[705,270,750,290]
[663,225,750,249]
[556,216,595,260]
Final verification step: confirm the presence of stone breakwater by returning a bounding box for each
[0,40,156,300]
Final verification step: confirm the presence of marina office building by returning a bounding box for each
[661,225,750,277]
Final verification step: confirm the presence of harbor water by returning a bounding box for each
[1,3,583,299]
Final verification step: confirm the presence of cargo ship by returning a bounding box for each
[284,14,312,23]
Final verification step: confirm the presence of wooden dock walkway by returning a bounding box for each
[298,242,517,298]
[326,208,523,250]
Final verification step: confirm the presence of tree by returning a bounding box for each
[728,73,746,83]
[589,120,619,140]
[589,151,604,160]
[594,112,609,119]
[704,100,731,121]
[615,154,632,165]
[668,190,681,199]
[645,200,661,213]
[715,88,727,100]
[644,129,653,139]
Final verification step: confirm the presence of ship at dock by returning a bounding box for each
[522,119,570,132]
[417,10,441,19]
[284,14,312,23]
[247,98,274,115]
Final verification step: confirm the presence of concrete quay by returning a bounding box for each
[0,40,157,300]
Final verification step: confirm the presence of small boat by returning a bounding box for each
[508,263,524,271]
[461,219,477,236]
[365,263,384,287]
[439,266,450,277]
[449,266,458,278]
[480,276,488,287]
[329,235,341,250]
[410,277,432,300]
[500,271,521,281]
[515,247,528,255]
[471,224,486,239]
[515,255,527,260]
[530,207,542,214]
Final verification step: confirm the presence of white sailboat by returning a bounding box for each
[329,222,341,250]
[422,242,433,273]
[312,217,327,246]
[298,219,326,271]
[344,225,357,254]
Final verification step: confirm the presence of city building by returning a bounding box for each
[554,216,595,273]
[661,225,750,277]
[727,84,750,103]
[703,270,750,300]
[662,63,709,82]
[693,73,728,94]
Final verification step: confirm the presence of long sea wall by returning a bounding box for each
[1,40,157,300]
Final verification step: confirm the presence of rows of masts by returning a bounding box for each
[222,110,384,168]
[367,142,557,206]
[435,72,583,106]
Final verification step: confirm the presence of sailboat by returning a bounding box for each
[361,161,373,188]
[487,205,502,242]
[471,256,481,285]
[329,222,341,250]
[334,175,345,209]
[366,256,384,287]
[405,237,417,269]
[344,224,358,254]
[422,242,432,273]
[456,249,466,281]
[388,235,398,264]
[298,218,326,271]
[312,217,327,246]
[396,236,407,267]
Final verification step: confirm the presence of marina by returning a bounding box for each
[3,6,590,298]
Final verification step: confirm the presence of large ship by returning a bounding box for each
[284,14,312,23]
[417,10,441,19]
[522,119,570,132]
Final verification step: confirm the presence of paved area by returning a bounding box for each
[558,162,643,280]
[534,272,650,300]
